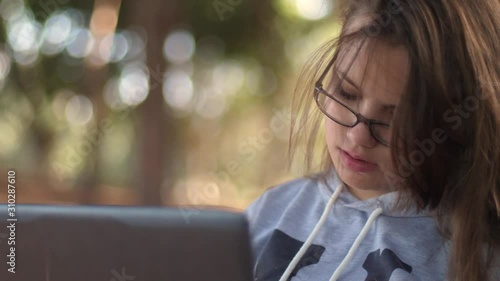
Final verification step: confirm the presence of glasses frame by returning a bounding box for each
[314,58,392,147]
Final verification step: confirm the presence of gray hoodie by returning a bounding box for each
[244,168,451,281]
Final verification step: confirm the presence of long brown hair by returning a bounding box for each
[289,0,500,280]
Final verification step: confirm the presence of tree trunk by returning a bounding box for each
[127,0,184,205]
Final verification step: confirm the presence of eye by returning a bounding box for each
[338,88,358,101]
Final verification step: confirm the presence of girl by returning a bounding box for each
[245,0,500,280]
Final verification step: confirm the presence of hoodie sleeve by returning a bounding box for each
[244,191,268,266]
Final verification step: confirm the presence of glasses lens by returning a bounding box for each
[316,90,357,126]
[372,124,392,145]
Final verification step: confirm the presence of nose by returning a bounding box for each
[346,122,378,148]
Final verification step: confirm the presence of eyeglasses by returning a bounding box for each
[314,60,392,146]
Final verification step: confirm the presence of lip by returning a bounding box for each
[340,149,377,172]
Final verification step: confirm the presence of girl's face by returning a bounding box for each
[326,41,409,200]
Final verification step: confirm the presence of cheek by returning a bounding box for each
[380,150,395,171]
[377,149,399,185]
[325,120,345,170]
[325,119,344,146]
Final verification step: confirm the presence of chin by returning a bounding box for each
[340,169,381,189]
[333,158,388,192]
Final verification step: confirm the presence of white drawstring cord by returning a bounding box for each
[278,183,344,281]
[328,205,383,281]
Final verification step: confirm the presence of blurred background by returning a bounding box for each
[0,0,339,210]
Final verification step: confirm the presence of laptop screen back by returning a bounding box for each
[0,204,254,281]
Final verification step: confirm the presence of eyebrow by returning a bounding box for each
[336,69,397,112]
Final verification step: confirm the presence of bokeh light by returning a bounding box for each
[66,8,86,28]
[52,90,76,121]
[275,0,333,21]
[41,11,73,56]
[0,0,25,22]
[98,32,129,63]
[7,13,42,65]
[195,88,226,119]
[163,29,196,64]
[66,28,95,58]
[295,0,332,20]
[212,60,245,97]
[122,30,146,61]
[103,78,126,110]
[65,95,94,126]
[163,70,194,112]
[118,62,150,106]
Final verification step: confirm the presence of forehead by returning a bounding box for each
[335,40,410,103]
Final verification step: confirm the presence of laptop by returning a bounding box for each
[0,204,254,281]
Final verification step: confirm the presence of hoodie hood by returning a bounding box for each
[319,167,432,218]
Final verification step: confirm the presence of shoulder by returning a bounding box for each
[257,176,318,201]
[244,176,319,219]
[243,175,323,266]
